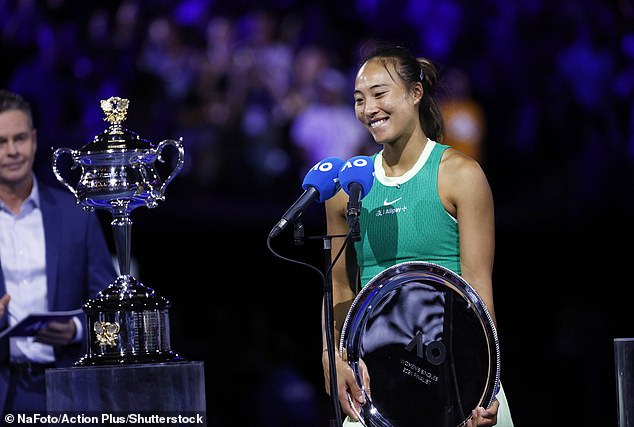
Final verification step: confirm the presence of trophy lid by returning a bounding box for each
[81,97,154,153]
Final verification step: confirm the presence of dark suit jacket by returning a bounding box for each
[0,180,118,408]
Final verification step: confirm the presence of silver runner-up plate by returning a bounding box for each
[340,261,500,427]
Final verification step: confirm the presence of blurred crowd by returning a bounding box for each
[2,0,375,205]
[1,0,633,221]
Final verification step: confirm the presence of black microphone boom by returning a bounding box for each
[269,156,344,239]
[268,186,320,239]
[346,182,363,241]
[339,155,374,242]
[346,181,363,220]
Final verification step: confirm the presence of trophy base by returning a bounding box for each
[81,275,181,366]
[75,350,185,367]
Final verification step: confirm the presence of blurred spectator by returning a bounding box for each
[290,68,373,173]
[280,44,331,120]
[230,9,295,191]
[438,67,486,163]
[172,16,236,190]
[137,16,202,105]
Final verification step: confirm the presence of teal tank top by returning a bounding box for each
[353,140,460,287]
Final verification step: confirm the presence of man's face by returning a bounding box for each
[0,109,37,186]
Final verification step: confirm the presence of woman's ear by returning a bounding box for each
[412,82,423,104]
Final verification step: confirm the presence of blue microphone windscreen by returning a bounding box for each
[338,155,375,198]
[302,157,344,202]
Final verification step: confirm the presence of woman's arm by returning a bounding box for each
[439,148,496,325]
[440,148,500,427]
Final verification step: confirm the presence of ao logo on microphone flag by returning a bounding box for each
[302,157,344,202]
[339,155,375,198]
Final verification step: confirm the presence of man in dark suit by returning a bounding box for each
[0,89,117,413]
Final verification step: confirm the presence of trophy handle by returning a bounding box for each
[52,147,80,198]
[155,138,185,196]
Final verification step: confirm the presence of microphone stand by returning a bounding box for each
[348,215,360,242]
[320,234,345,427]
[293,219,305,246]
[278,217,348,426]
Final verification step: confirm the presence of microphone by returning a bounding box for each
[269,157,344,239]
[338,155,375,241]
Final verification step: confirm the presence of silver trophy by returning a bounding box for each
[340,261,500,426]
[52,96,185,365]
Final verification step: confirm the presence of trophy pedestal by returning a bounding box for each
[46,361,206,415]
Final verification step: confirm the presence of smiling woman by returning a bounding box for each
[320,42,514,427]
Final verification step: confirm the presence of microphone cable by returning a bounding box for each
[266,228,353,427]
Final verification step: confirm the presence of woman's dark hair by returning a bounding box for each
[357,43,445,142]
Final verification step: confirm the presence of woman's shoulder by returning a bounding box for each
[439,146,489,189]
[440,145,481,170]
[327,187,350,209]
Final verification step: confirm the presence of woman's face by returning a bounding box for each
[353,59,421,146]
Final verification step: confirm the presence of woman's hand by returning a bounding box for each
[322,348,368,420]
[466,398,499,426]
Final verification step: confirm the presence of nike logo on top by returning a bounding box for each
[383,197,403,206]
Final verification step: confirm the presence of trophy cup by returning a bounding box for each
[52,96,185,365]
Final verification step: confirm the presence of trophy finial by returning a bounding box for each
[100,97,130,126]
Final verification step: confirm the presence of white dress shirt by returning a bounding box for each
[0,178,81,364]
